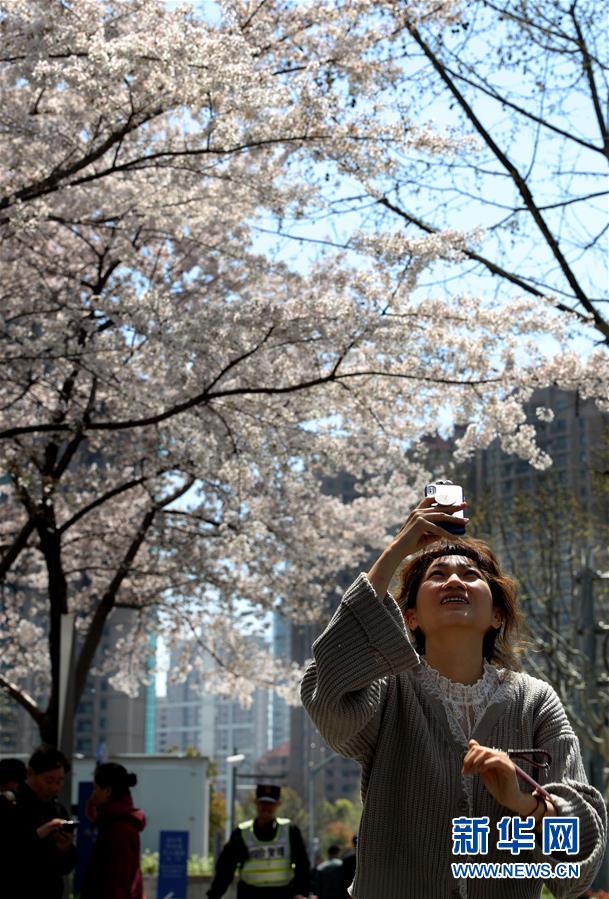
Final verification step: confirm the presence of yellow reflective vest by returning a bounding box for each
[238,817,294,887]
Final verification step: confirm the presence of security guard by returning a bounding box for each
[207,784,310,899]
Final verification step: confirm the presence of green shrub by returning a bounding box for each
[140,851,213,876]
[187,854,213,876]
[141,849,159,874]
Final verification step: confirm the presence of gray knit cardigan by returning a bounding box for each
[300,574,607,899]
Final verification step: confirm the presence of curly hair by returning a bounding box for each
[394,537,525,670]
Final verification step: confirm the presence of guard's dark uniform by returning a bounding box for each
[207,816,310,899]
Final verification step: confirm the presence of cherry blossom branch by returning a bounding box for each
[203,326,276,394]
[58,476,149,535]
[157,509,237,531]
[0,107,165,216]
[0,368,501,440]
[437,60,605,155]
[405,21,607,340]
[480,0,600,60]
[377,196,598,328]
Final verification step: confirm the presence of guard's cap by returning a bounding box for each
[256,783,281,802]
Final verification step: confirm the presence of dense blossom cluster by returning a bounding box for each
[0,0,606,731]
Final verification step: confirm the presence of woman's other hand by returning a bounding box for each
[462,739,534,817]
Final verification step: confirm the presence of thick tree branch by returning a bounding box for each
[377,196,597,327]
[0,673,43,724]
[0,367,503,440]
[0,516,37,582]
[406,22,609,342]
[0,107,164,214]
[568,2,609,157]
[73,477,195,705]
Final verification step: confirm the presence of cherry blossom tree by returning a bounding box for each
[0,0,606,748]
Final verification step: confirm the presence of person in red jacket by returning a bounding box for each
[81,762,146,899]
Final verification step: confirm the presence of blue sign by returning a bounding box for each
[74,781,96,893]
[157,830,189,899]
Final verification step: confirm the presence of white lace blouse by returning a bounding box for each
[416,657,506,745]
[416,658,512,899]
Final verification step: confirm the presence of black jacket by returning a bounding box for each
[207,818,310,899]
[311,858,344,899]
[0,792,20,896]
[340,850,356,898]
[8,783,77,899]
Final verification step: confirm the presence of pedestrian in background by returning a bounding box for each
[81,761,146,899]
[0,757,26,824]
[311,844,343,899]
[11,745,77,899]
[0,757,26,805]
[207,783,310,899]
[340,836,356,899]
[0,757,27,895]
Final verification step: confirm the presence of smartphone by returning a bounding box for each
[60,820,78,833]
[424,481,465,535]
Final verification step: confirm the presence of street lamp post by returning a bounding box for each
[307,751,338,861]
[58,612,76,812]
[225,752,245,843]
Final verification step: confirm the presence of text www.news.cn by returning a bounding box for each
[451,862,580,879]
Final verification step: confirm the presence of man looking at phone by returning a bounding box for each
[11,745,78,898]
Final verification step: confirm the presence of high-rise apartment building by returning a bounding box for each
[462,387,607,530]
[76,609,147,756]
[155,665,215,758]
[214,690,270,798]
[0,694,39,755]
[156,643,271,807]
[271,610,291,749]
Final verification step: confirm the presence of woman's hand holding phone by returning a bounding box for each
[367,496,469,600]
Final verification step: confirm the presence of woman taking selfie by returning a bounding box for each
[81,762,146,899]
[301,493,606,899]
